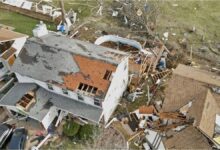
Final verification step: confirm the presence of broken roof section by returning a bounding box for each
[0,83,103,123]
[12,32,128,97]
[0,28,28,42]
[163,64,220,112]
[162,64,220,143]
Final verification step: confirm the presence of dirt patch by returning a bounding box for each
[93,126,127,149]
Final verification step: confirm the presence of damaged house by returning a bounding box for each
[0,31,129,129]
[162,64,220,148]
[0,28,28,79]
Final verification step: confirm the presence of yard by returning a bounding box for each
[0,9,56,35]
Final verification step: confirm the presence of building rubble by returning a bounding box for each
[0,8,219,148]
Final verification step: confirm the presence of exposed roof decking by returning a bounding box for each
[0,28,27,42]
[63,55,117,97]
[12,33,128,96]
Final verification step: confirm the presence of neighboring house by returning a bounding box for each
[0,28,28,79]
[162,64,220,148]
[164,126,211,149]
[0,30,129,129]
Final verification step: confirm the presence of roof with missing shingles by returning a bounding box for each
[12,33,128,97]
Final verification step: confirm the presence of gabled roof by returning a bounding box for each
[163,64,220,112]
[162,74,207,112]
[189,89,220,138]
[162,64,220,138]
[164,126,211,149]
[12,33,128,97]
[0,28,28,42]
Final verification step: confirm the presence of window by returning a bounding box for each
[78,93,84,101]
[47,83,53,90]
[82,84,88,91]
[0,62,4,69]
[94,98,101,106]
[62,88,68,95]
[87,86,93,93]
[78,83,84,90]
[103,70,112,80]
[78,82,98,95]
[92,87,98,94]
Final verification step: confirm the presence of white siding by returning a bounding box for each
[102,57,129,123]
[41,106,58,129]
[12,37,27,56]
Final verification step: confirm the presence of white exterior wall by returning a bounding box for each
[41,106,58,129]
[102,57,129,123]
[12,37,27,56]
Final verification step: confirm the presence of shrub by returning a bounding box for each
[78,124,96,140]
[63,121,80,137]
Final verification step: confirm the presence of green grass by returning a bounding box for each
[0,9,56,35]
[52,0,98,20]
[156,0,220,46]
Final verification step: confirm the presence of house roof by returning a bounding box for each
[162,74,207,112]
[189,89,220,138]
[162,64,220,112]
[30,32,128,64]
[12,33,128,97]
[0,83,103,123]
[0,28,27,42]
[139,105,157,114]
[164,126,211,149]
[174,64,220,87]
[162,64,220,138]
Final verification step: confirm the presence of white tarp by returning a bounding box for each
[21,1,32,10]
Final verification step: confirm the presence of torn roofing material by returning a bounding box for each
[12,40,80,83]
[12,32,127,97]
[0,83,103,123]
[0,28,28,42]
[0,83,37,106]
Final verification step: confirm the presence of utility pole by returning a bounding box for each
[59,0,66,24]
